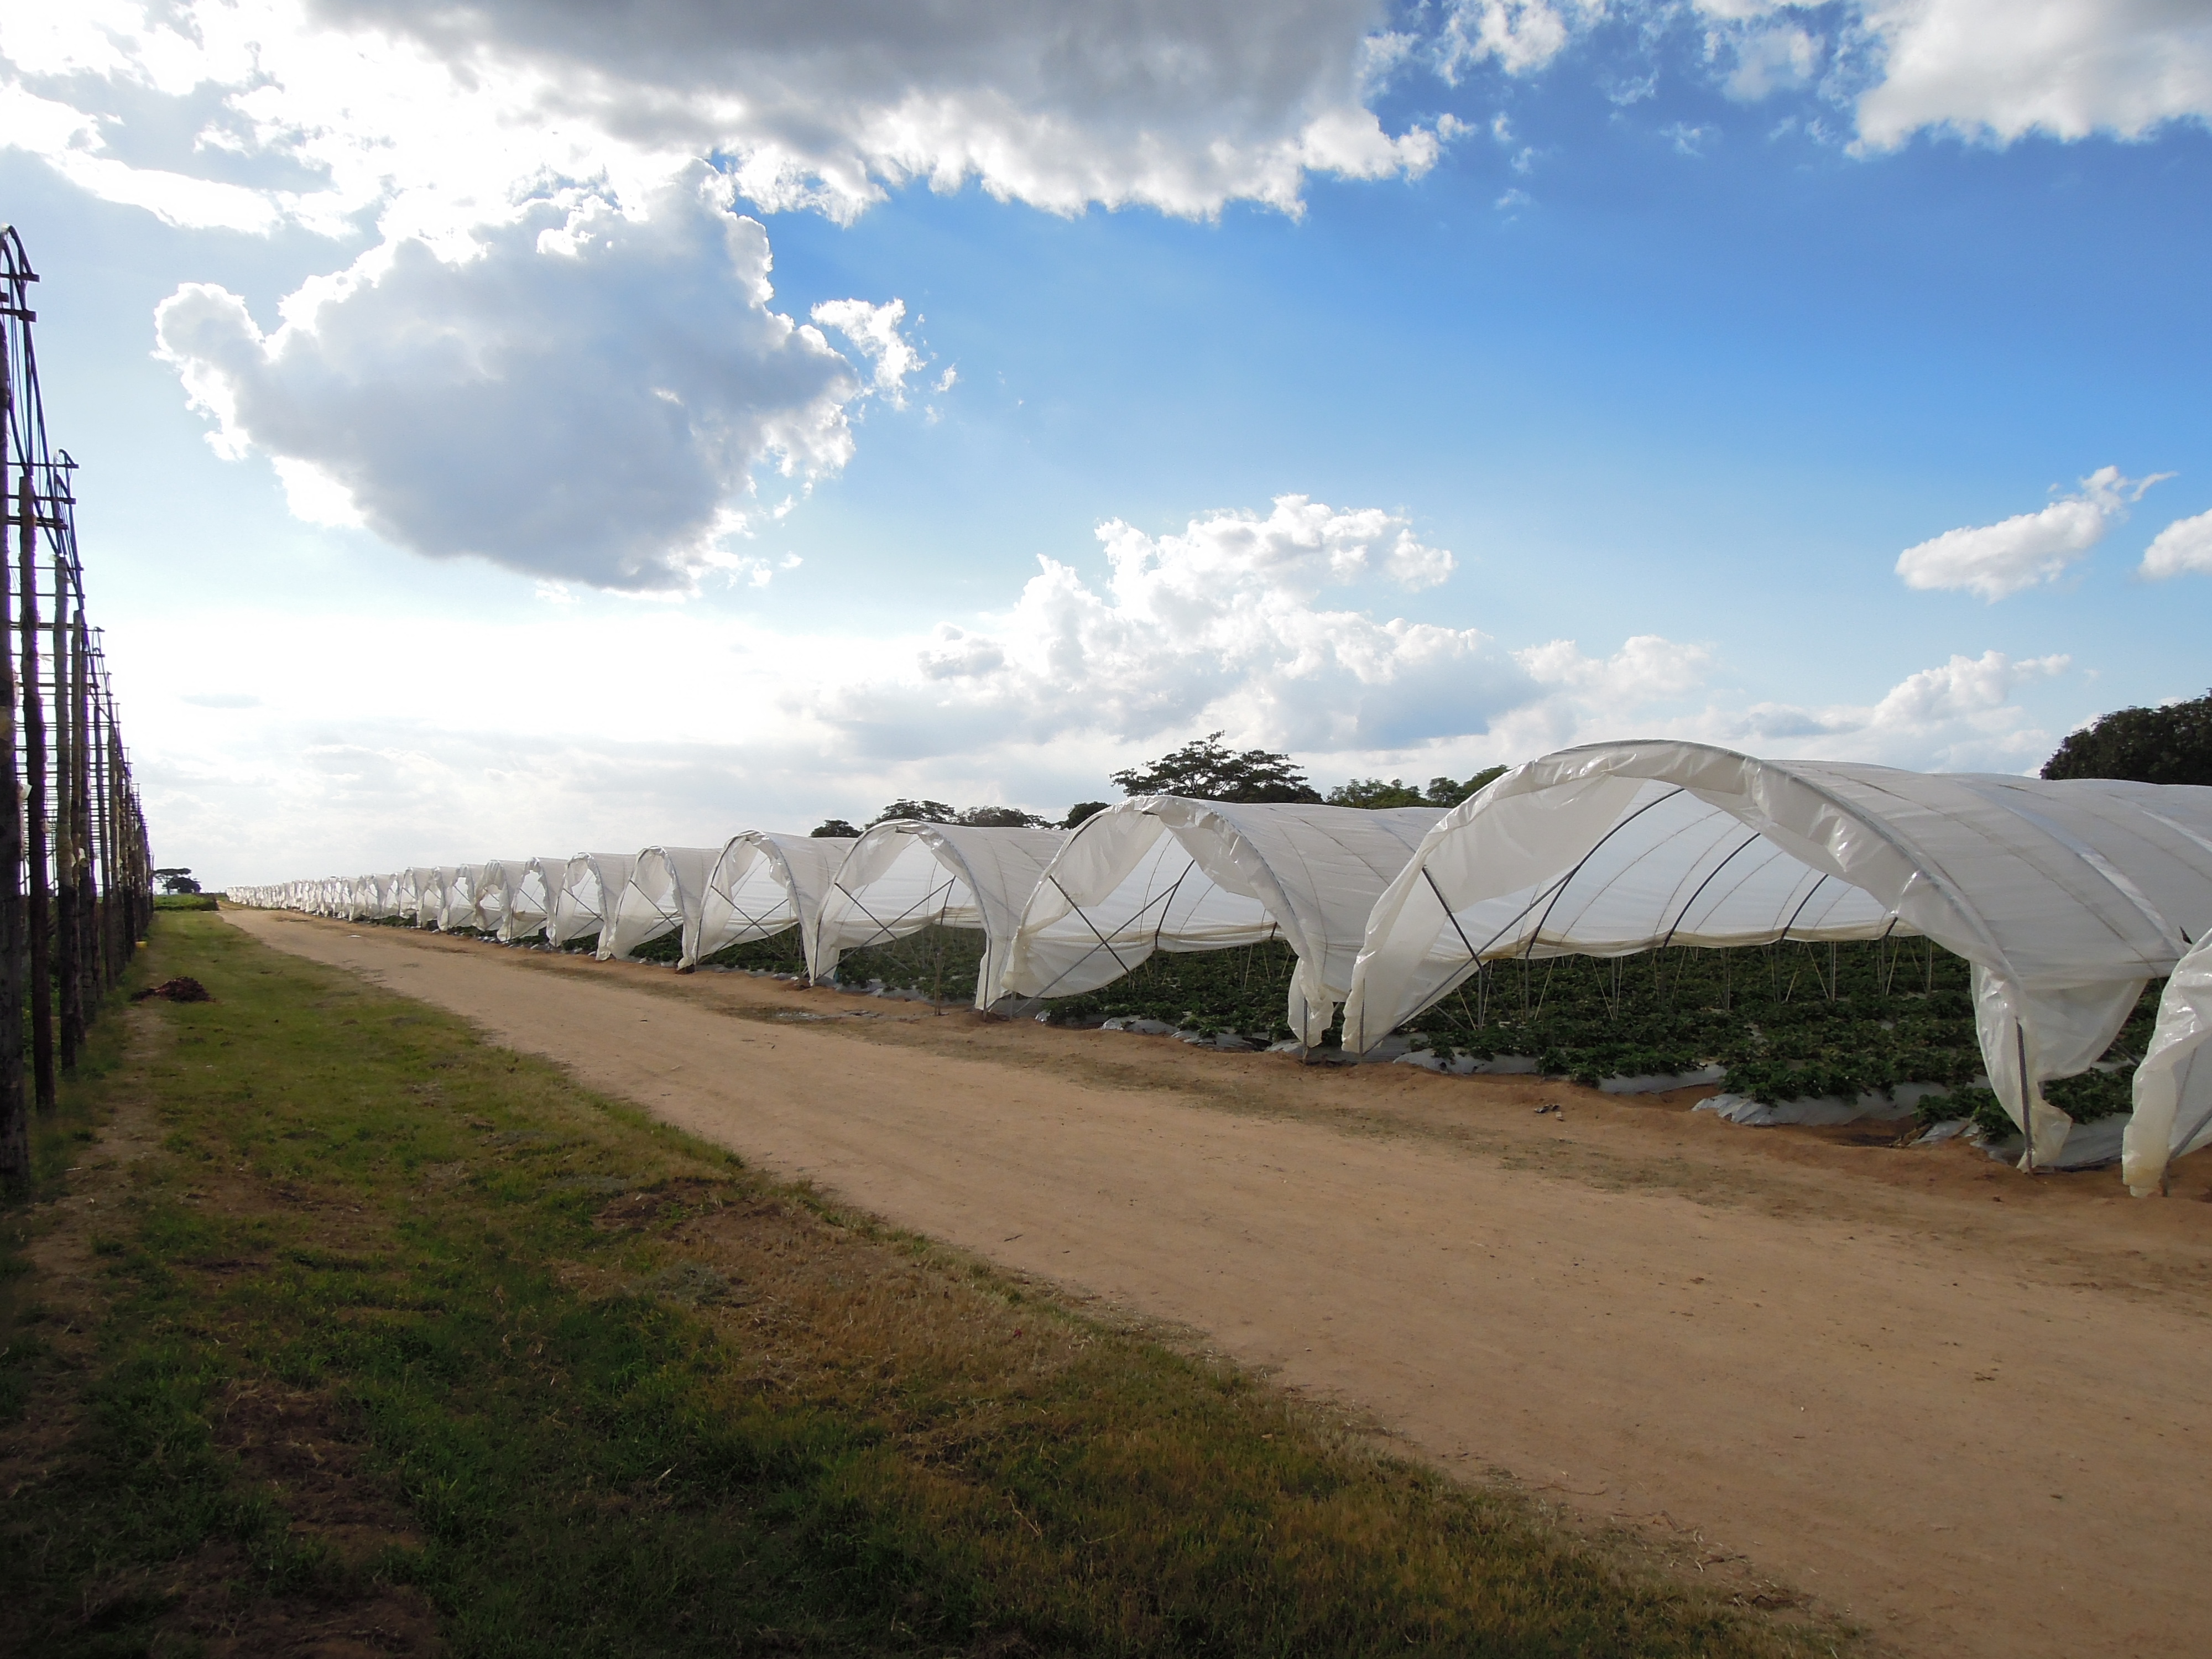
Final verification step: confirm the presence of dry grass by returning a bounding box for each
[0,912,1859,1657]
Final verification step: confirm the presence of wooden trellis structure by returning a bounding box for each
[0,225,154,1183]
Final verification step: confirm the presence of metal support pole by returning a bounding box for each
[0,352,25,1181]
[93,682,118,988]
[20,472,53,1108]
[53,548,80,1070]
[70,606,94,1027]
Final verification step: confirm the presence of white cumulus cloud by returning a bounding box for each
[810,298,927,406]
[1730,648,2073,768]
[2140,507,2212,581]
[153,171,869,590]
[1865,647,2072,727]
[4,2,1456,584]
[1,0,1443,236]
[1406,2,2212,153]
[805,495,1519,755]
[1436,1,1595,81]
[1893,465,2164,601]
[1855,0,2212,149]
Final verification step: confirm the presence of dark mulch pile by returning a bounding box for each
[131,977,212,1003]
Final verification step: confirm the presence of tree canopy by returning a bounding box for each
[2042,691,2212,786]
[859,801,1050,829]
[1110,733,1321,804]
[808,819,860,838]
[1324,769,1508,810]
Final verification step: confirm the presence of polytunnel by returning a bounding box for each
[400,868,439,926]
[684,832,854,970]
[419,867,462,930]
[468,860,531,933]
[463,863,497,932]
[478,858,551,942]
[599,847,721,961]
[436,866,480,931]
[1343,742,2212,1167]
[516,857,570,942]
[545,853,637,950]
[810,822,1067,1006]
[998,797,1444,1046]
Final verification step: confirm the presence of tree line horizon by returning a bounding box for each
[805,692,2212,840]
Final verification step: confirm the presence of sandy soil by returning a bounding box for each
[227,910,2212,1658]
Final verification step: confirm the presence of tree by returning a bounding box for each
[1063,801,1110,828]
[154,867,201,894]
[2043,692,2212,786]
[809,819,860,838]
[846,801,1049,831]
[1324,768,1508,810]
[1425,766,1509,807]
[868,799,958,826]
[1110,732,1321,803]
[1326,778,1425,808]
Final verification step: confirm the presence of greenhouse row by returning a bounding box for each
[229,740,2212,1196]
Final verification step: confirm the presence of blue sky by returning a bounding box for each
[5,1,2211,886]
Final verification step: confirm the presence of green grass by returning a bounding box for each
[153,892,219,911]
[0,914,1850,1656]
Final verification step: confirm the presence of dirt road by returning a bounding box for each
[227,910,2212,1658]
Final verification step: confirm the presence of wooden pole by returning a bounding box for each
[0,349,26,1181]
[53,546,80,1070]
[19,472,53,1109]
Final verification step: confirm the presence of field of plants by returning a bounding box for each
[1031,935,2155,1136]
[483,917,2157,1138]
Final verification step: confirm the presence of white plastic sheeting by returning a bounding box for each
[1000,797,1444,1047]
[469,859,536,935]
[686,832,853,969]
[436,866,479,931]
[398,868,434,925]
[476,859,550,942]
[599,847,720,961]
[811,822,1067,1006]
[413,867,455,930]
[546,853,637,949]
[2124,930,2212,1194]
[1346,742,2212,1166]
[518,857,567,942]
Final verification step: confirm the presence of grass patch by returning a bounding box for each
[2,912,1849,1657]
[153,893,220,911]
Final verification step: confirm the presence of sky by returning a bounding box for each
[4,0,2211,889]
